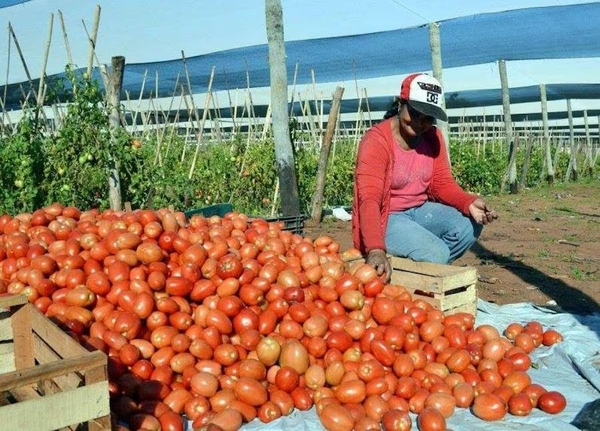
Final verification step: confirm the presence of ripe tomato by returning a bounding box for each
[216,253,243,279]
[538,391,567,414]
[542,329,564,346]
[471,393,507,421]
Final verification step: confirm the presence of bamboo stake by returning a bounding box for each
[228,93,254,202]
[181,49,207,156]
[245,69,257,142]
[212,92,223,142]
[261,103,272,141]
[132,70,149,129]
[352,90,363,149]
[81,20,108,90]
[162,71,181,122]
[160,93,183,165]
[270,178,280,217]
[363,88,373,128]
[8,23,38,104]
[289,62,299,117]
[57,10,73,66]
[0,97,15,133]
[227,87,238,138]
[179,84,192,160]
[124,91,137,132]
[302,88,317,142]
[2,25,11,128]
[86,6,101,77]
[36,13,54,108]
[296,91,309,137]
[231,88,241,137]
[188,67,216,179]
[310,69,322,137]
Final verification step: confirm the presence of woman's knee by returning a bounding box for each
[406,243,450,264]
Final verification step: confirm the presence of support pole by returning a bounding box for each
[107,56,125,211]
[311,86,344,224]
[499,59,517,194]
[429,22,450,163]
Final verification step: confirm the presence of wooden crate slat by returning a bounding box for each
[30,305,88,358]
[0,381,110,431]
[11,303,35,370]
[0,350,105,393]
[0,297,110,429]
[0,343,15,374]
[389,257,477,294]
[7,385,39,403]
[0,311,12,342]
[407,284,477,316]
[33,334,81,391]
[0,295,28,309]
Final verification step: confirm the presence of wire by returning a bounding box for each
[386,0,432,24]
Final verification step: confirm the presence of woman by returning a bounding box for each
[352,73,497,281]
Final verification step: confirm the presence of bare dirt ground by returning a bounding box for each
[304,179,600,315]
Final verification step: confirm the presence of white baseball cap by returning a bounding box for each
[400,73,447,122]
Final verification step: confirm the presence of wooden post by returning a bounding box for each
[266,0,300,216]
[583,109,593,175]
[107,56,125,211]
[499,60,517,194]
[564,99,577,182]
[519,132,533,190]
[310,86,344,224]
[429,22,451,163]
[539,84,554,185]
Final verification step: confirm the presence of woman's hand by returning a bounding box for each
[469,198,498,225]
[366,248,391,282]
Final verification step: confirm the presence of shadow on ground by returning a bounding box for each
[470,242,599,316]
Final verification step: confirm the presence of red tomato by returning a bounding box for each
[471,393,507,421]
[538,391,567,414]
[417,407,447,431]
[508,393,533,416]
[216,253,243,279]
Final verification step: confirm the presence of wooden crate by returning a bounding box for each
[0,295,110,431]
[388,257,478,316]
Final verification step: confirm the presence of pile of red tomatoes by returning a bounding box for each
[0,203,566,431]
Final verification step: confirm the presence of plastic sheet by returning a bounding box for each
[233,300,600,431]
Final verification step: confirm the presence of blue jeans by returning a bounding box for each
[385,202,483,264]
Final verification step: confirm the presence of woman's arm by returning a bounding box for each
[354,126,391,252]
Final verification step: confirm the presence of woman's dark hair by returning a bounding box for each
[383,97,406,119]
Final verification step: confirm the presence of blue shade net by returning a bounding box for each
[2,2,600,114]
[0,0,32,8]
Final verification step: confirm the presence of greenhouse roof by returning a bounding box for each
[1,2,600,113]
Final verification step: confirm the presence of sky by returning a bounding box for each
[1,0,599,120]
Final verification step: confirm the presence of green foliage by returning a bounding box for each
[0,113,45,214]
[42,68,111,209]
[449,139,506,195]
[1,75,598,219]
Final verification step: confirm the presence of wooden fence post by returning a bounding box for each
[429,22,450,163]
[108,56,125,211]
[499,59,517,194]
[311,86,344,224]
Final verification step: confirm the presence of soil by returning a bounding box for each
[304,180,600,315]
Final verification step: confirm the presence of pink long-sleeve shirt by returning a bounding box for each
[352,118,477,254]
